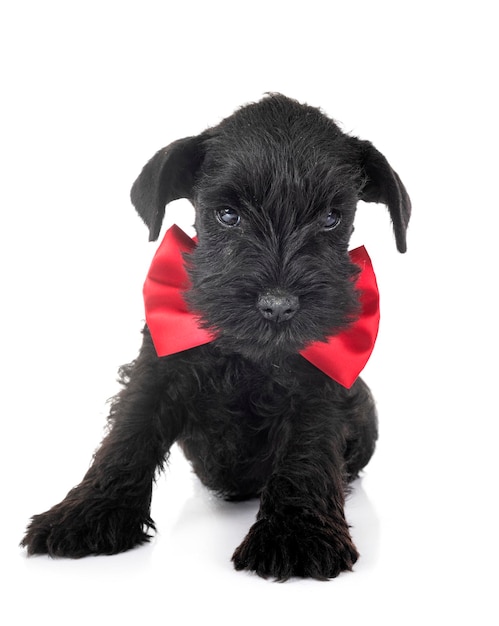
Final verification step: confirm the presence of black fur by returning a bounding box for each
[22,94,410,580]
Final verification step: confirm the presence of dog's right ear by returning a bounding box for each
[130,135,207,241]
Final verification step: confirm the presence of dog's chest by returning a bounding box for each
[177,359,301,496]
[198,359,299,425]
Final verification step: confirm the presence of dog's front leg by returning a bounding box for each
[232,412,358,580]
[22,332,181,558]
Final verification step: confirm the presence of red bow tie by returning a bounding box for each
[143,225,380,388]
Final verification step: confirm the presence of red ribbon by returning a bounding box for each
[143,225,380,388]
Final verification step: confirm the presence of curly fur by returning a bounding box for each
[21,94,410,580]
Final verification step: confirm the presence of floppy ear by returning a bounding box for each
[356,139,411,253]
[130,135,207,241]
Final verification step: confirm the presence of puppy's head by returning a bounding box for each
[131,94,411,361]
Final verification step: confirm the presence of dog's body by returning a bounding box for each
[22,95,410,580]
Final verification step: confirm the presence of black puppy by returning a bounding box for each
[22,94,410,580]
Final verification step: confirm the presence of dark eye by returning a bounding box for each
[215,207,241,227]
[324,210,342,231]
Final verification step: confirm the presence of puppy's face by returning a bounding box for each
[186,121,363,360]
[131,95,411,362]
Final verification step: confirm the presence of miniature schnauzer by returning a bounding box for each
[22,94,410,580]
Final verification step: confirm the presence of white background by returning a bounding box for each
[1,1,497,624]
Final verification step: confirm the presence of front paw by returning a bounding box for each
[21,498,154,558]
[232,515,359,580]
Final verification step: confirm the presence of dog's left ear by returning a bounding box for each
[355,139,411,253]
[131,135,207,241]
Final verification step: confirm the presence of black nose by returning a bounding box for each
[257,293,300,322]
